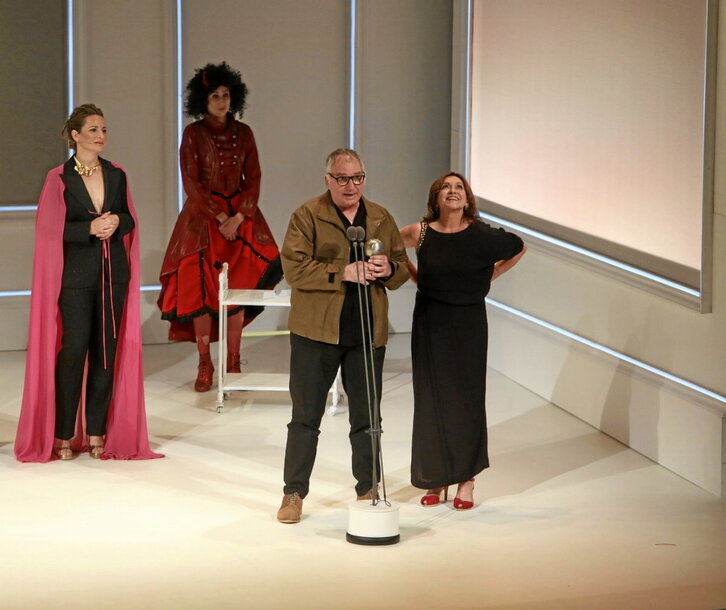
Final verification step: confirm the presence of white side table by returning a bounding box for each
[216,263,343,414]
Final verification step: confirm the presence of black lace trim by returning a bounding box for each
[256,256,283,290]
[161,304,246,325]
[242,256,284,320]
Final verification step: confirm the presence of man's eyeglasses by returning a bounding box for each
[327,172,366,186]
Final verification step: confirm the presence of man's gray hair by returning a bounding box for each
[325,148,365,173]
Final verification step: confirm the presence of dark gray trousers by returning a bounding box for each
[54,283,127,439]
[283,333,384,498]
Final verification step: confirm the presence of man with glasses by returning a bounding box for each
[276,148,409,523]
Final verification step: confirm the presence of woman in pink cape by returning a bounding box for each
[14,104,162,462]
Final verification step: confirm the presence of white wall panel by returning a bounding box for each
[355,0,452,222]
[354,0,452,332]
[487,307,725,496]
[74,0,178,288]
[182,0,349,251]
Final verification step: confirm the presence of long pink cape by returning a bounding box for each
[14,164,163,462]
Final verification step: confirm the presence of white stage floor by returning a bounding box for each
[1,334,724,609]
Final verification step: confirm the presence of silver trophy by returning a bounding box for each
[365,238,384,257]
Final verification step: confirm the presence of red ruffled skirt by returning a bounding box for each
[159,198,281,342]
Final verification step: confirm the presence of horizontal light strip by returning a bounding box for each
[0,285,162,298]
[0,206,37,213]
[0,290,30,297]
[243,330,290,337]
[488,297,725,405]
[480,212,700,298]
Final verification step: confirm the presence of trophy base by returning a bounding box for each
[346,500,400,546]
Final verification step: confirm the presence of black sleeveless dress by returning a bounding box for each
[410,220,524,489]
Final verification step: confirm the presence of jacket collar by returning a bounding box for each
[316,191,386,227]
[61,156,120,212]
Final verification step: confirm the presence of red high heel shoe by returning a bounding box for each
[420,487,449,506]
[453,479,475,510]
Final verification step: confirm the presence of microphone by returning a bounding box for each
[346,226,360,243]
[345,226,366,243]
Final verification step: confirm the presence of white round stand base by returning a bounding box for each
[346,501,400,545]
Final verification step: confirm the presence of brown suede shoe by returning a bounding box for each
[356,486,379,501]
[277,492,303,523]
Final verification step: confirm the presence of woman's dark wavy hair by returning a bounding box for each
[184,62,248,119]
[423,171,479,223]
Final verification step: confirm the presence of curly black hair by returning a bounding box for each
[184,62,249,119]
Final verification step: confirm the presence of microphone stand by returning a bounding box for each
[345,226,399,545]
[346,227,385,506]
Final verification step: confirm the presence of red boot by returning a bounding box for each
[194,353,214,392]
[227,352,241,373]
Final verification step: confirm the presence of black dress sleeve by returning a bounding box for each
[479,222,524,262]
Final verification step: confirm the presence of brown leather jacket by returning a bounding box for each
[282,192,409,346]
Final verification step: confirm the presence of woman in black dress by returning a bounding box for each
[400,172,526,509]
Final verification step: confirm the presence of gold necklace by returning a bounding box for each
[74,156,101,177]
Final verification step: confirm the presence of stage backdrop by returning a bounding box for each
[0,0,452,349]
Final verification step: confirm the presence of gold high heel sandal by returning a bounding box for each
[53,440,73,460]
[89,436,105,459]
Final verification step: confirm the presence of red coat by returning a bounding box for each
[159,116,276,278]
[158,116,281,342]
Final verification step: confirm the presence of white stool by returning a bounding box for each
[216,262,343,414]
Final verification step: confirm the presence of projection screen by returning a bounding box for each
[468,0,716,305]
